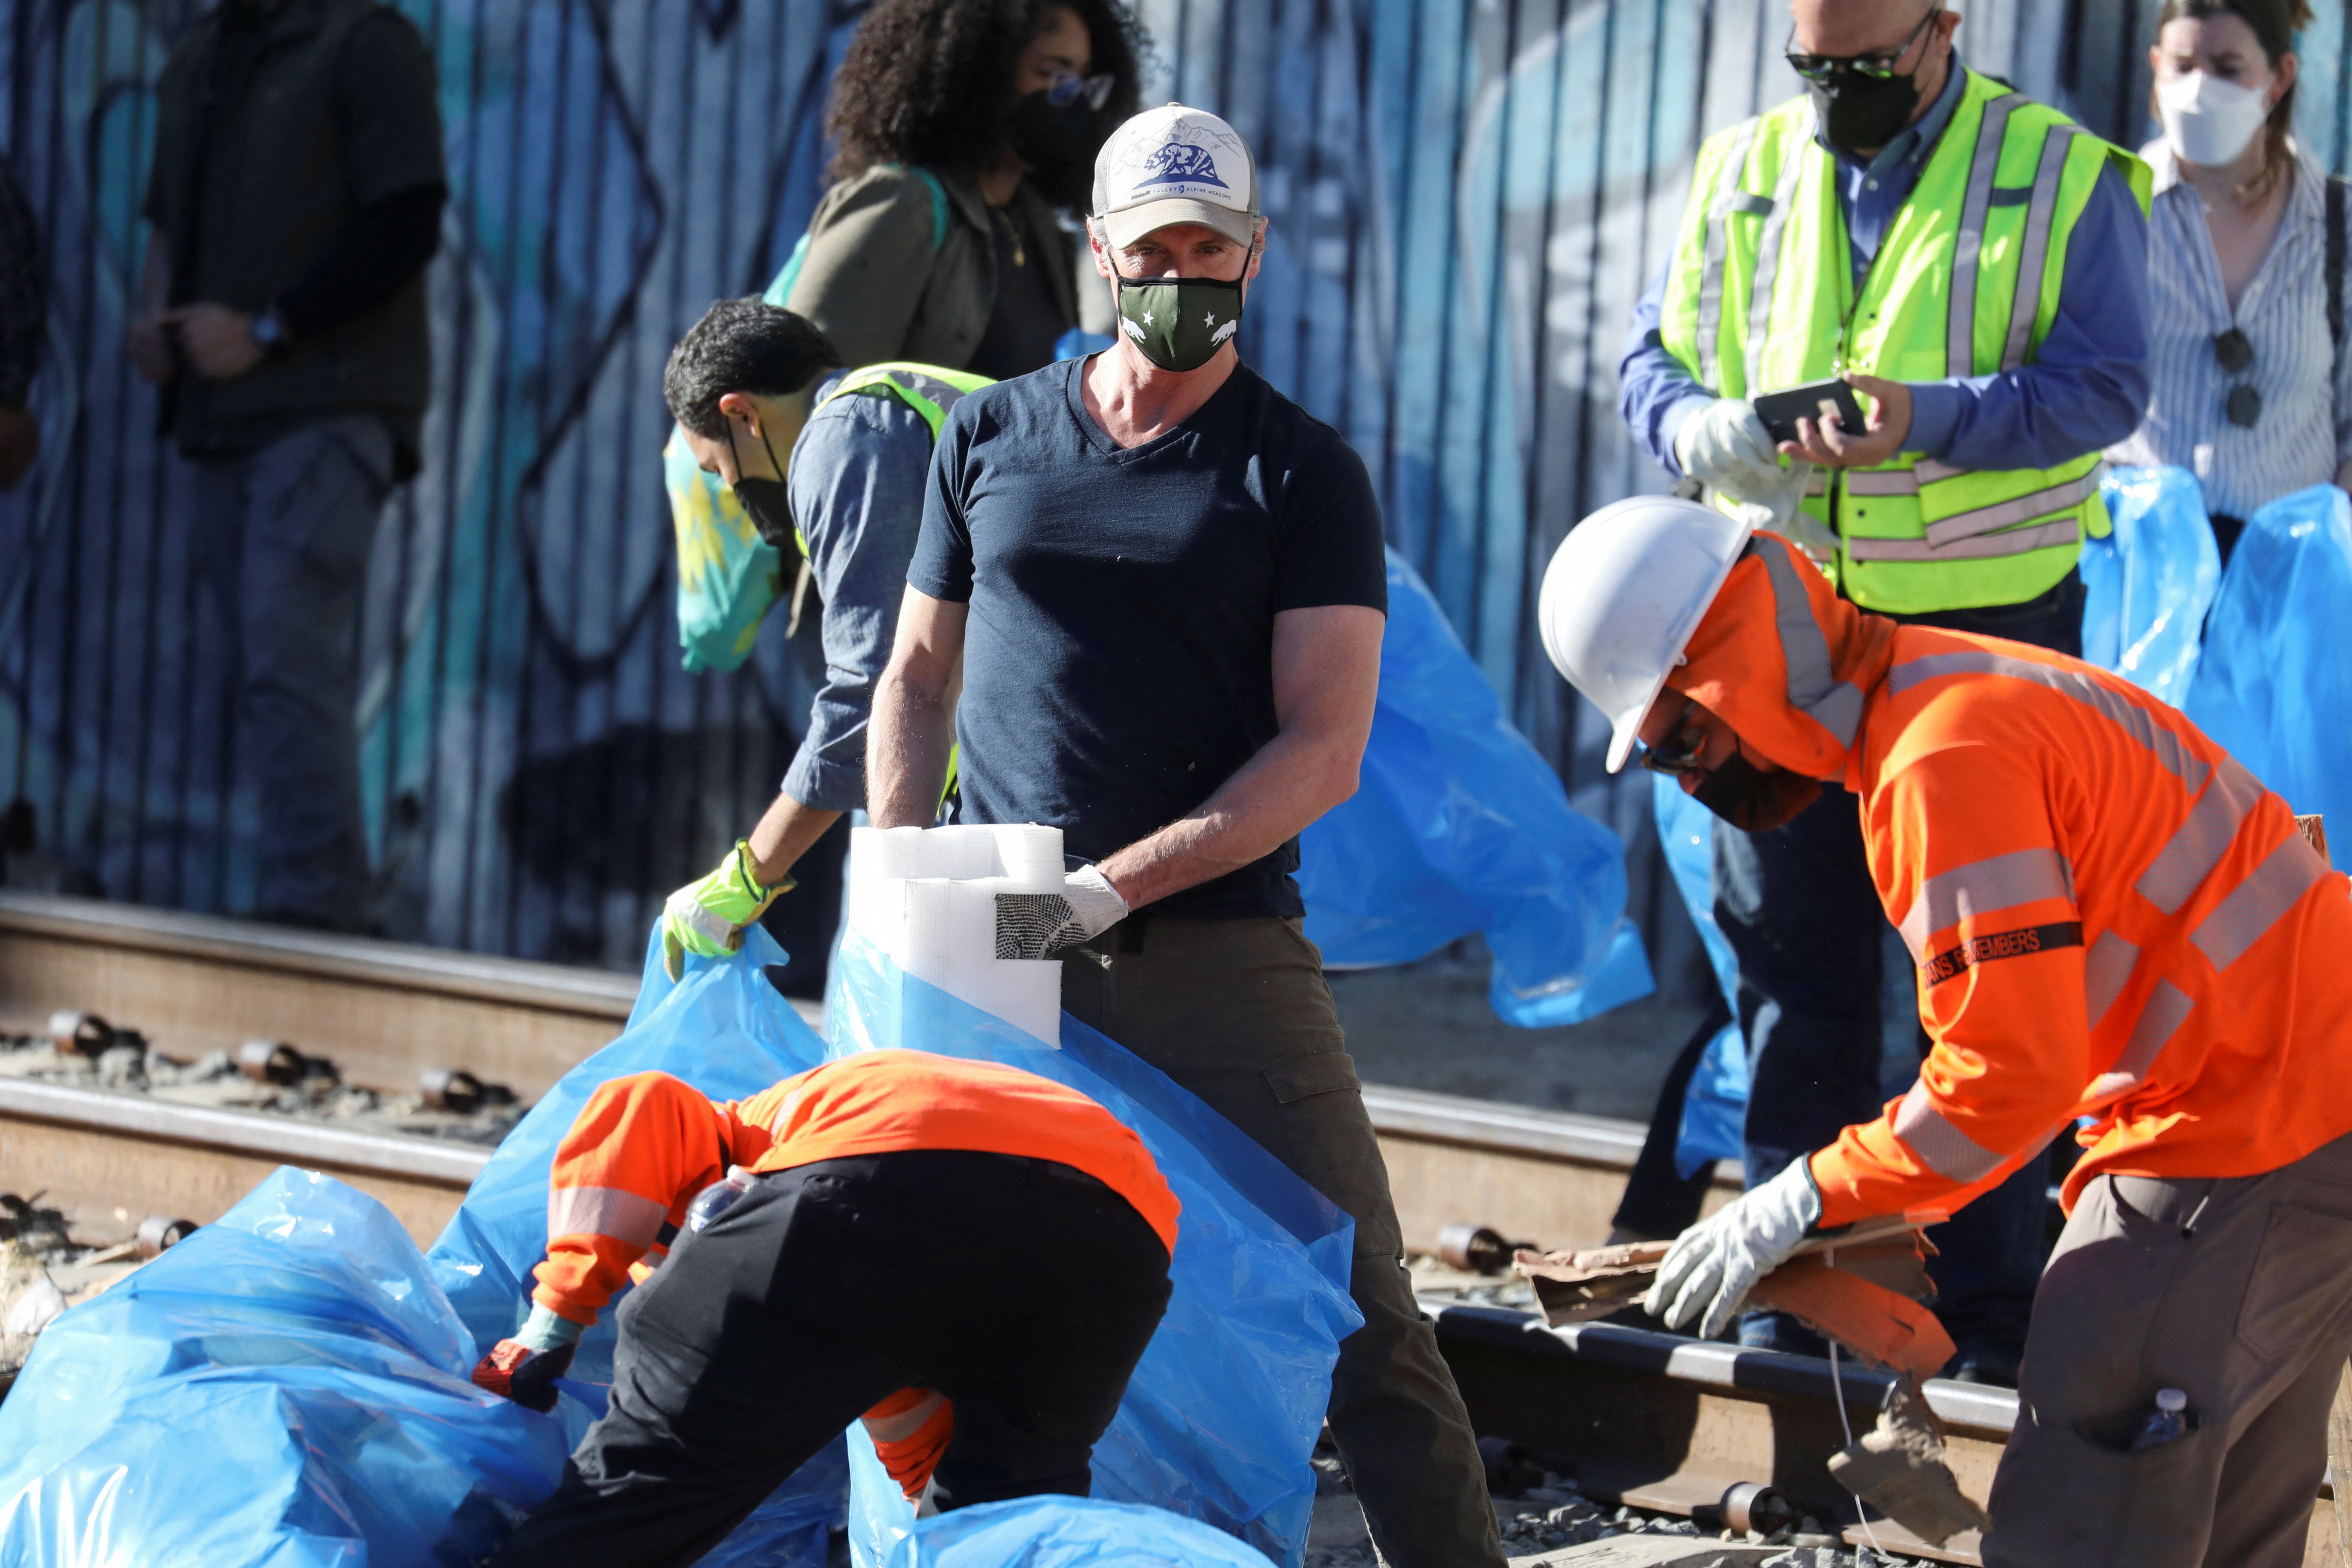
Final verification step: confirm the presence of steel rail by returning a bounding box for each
[0,892,1737,1255]
[0,1075,490,1247]
[1427,1299,2341,1568]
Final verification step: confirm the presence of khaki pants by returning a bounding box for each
[1061,915,1505,1568]
[1985,1129,2352,1568]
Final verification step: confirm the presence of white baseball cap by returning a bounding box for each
[1090,103,1260,249]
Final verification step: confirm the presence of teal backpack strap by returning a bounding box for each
[910,166,950,254]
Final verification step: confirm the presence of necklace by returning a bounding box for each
[992,204,1025,269]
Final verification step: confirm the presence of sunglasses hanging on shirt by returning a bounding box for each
[2214,327,2261,428]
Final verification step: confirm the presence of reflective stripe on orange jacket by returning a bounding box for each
[1669,532,2352,1228]
[532,1049,1179,1496]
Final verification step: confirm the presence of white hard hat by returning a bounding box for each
[1538,496,1752,774]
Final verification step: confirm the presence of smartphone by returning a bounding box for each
[1754,379,1869,444]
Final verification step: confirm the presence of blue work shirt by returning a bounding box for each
[1618,64,2150,475]
[779,369,937,813]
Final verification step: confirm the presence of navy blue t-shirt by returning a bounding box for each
[908,356,1387,918]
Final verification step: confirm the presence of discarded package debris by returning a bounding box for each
[1512,1219,1984,1550]
[136,1214,196,1258]
[1826,1382,1988,1547]
[1513,1214,1954,1379]
[236,1039,315,1085]
[1441,1222,1536,1276]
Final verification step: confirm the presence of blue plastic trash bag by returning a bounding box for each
[2080,467,2220,707]
[2185,482,2352,832]
[883,1492,1278,1567]
[425,920,849,1565]
[1299,549,1654,1027]
[827,930,1361,1568]
[1654,774,1750,1179]
[0,1166,571,1568]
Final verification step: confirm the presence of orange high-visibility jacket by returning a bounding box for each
[533,1048,1179,1494]
[1669,532,2352,1229]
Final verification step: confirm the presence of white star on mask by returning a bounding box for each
[1204,312,1219,328]
[1141,310,1154,325]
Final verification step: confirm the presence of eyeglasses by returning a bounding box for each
[1785,4,1941,81]
[1046,69,1115,110]
[1635,698,1711,777]
[2214,327,2262,428]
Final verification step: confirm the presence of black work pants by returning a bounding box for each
[1062,916,1507,1568]
[491,1151,1172,1568]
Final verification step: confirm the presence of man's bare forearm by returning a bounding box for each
[1096,727,1360,910]
[745,792,842,886]
[865,674,954,828]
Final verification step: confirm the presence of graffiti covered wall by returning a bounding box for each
[3,0,2347,967]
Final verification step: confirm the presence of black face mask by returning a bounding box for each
[727,423,798,560]
[1807,67,1924,154]
[1692,752,1823,833]
[1008,89,1109,209]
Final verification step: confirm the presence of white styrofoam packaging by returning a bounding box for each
[845,823,1065,1045]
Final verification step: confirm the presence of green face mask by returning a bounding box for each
[1112,245,1252,372]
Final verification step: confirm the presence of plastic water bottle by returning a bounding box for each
[685,1166,754,1233]
[2130,1388,2189,1451]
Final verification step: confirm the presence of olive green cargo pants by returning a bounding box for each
[1985,1129,2352,1568]
[1062,915,1504,1568]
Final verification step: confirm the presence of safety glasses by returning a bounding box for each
[1635,697,1711,777]
[1784,3,1940,81]
[1046,69,1116,110]
[2214,327,2262,427]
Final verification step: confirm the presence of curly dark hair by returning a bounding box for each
[825,0,1148,206]
[663,299,841,440]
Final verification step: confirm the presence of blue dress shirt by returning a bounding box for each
[1619,64,2150,476]
[780,370,939,812]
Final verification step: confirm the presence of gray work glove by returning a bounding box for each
[1645,1155,1823,1341]
[995,865,1129,960]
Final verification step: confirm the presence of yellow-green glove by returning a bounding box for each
[662,840,792,981]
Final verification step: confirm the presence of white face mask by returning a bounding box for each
[2158,69,2272,168]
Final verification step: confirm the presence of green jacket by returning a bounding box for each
[785,165,1081,373]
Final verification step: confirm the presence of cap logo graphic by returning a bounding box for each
[1133,140,1229,194]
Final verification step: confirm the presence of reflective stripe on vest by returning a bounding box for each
[1887,647,2332,1102]
[786,362,996,558]
[1659,73,2152,614]
[814,361,995,440]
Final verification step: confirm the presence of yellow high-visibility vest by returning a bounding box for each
[1659,70,2152,614]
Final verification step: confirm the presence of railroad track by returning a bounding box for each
[1429,1299,2345,1568]
[0,889,1732,1251]
[0,891,2339,1567]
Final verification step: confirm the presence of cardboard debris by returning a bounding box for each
[1826,1379,1988,1547]
[1749,1250,1954,1385]
[1515,1217,1985,1546]
[1515,1215,1952,1382]
[1512,1238,1670,1324]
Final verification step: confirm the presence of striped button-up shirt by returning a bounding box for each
[2107,142,2352,520]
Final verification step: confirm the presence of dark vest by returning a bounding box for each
[148,0,431,458]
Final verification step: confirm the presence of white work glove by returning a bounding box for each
[1645,1155,1823,1341]
[1673,398,1792,502]
[994,865,1129,960]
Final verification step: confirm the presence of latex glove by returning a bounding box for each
[662,839,793,981]
[1722,458,1834,560]
[470,1304,582,1412]
[1672,398,1791,502]
[994,864,1129,960]
[1645,1155,1823,1340]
